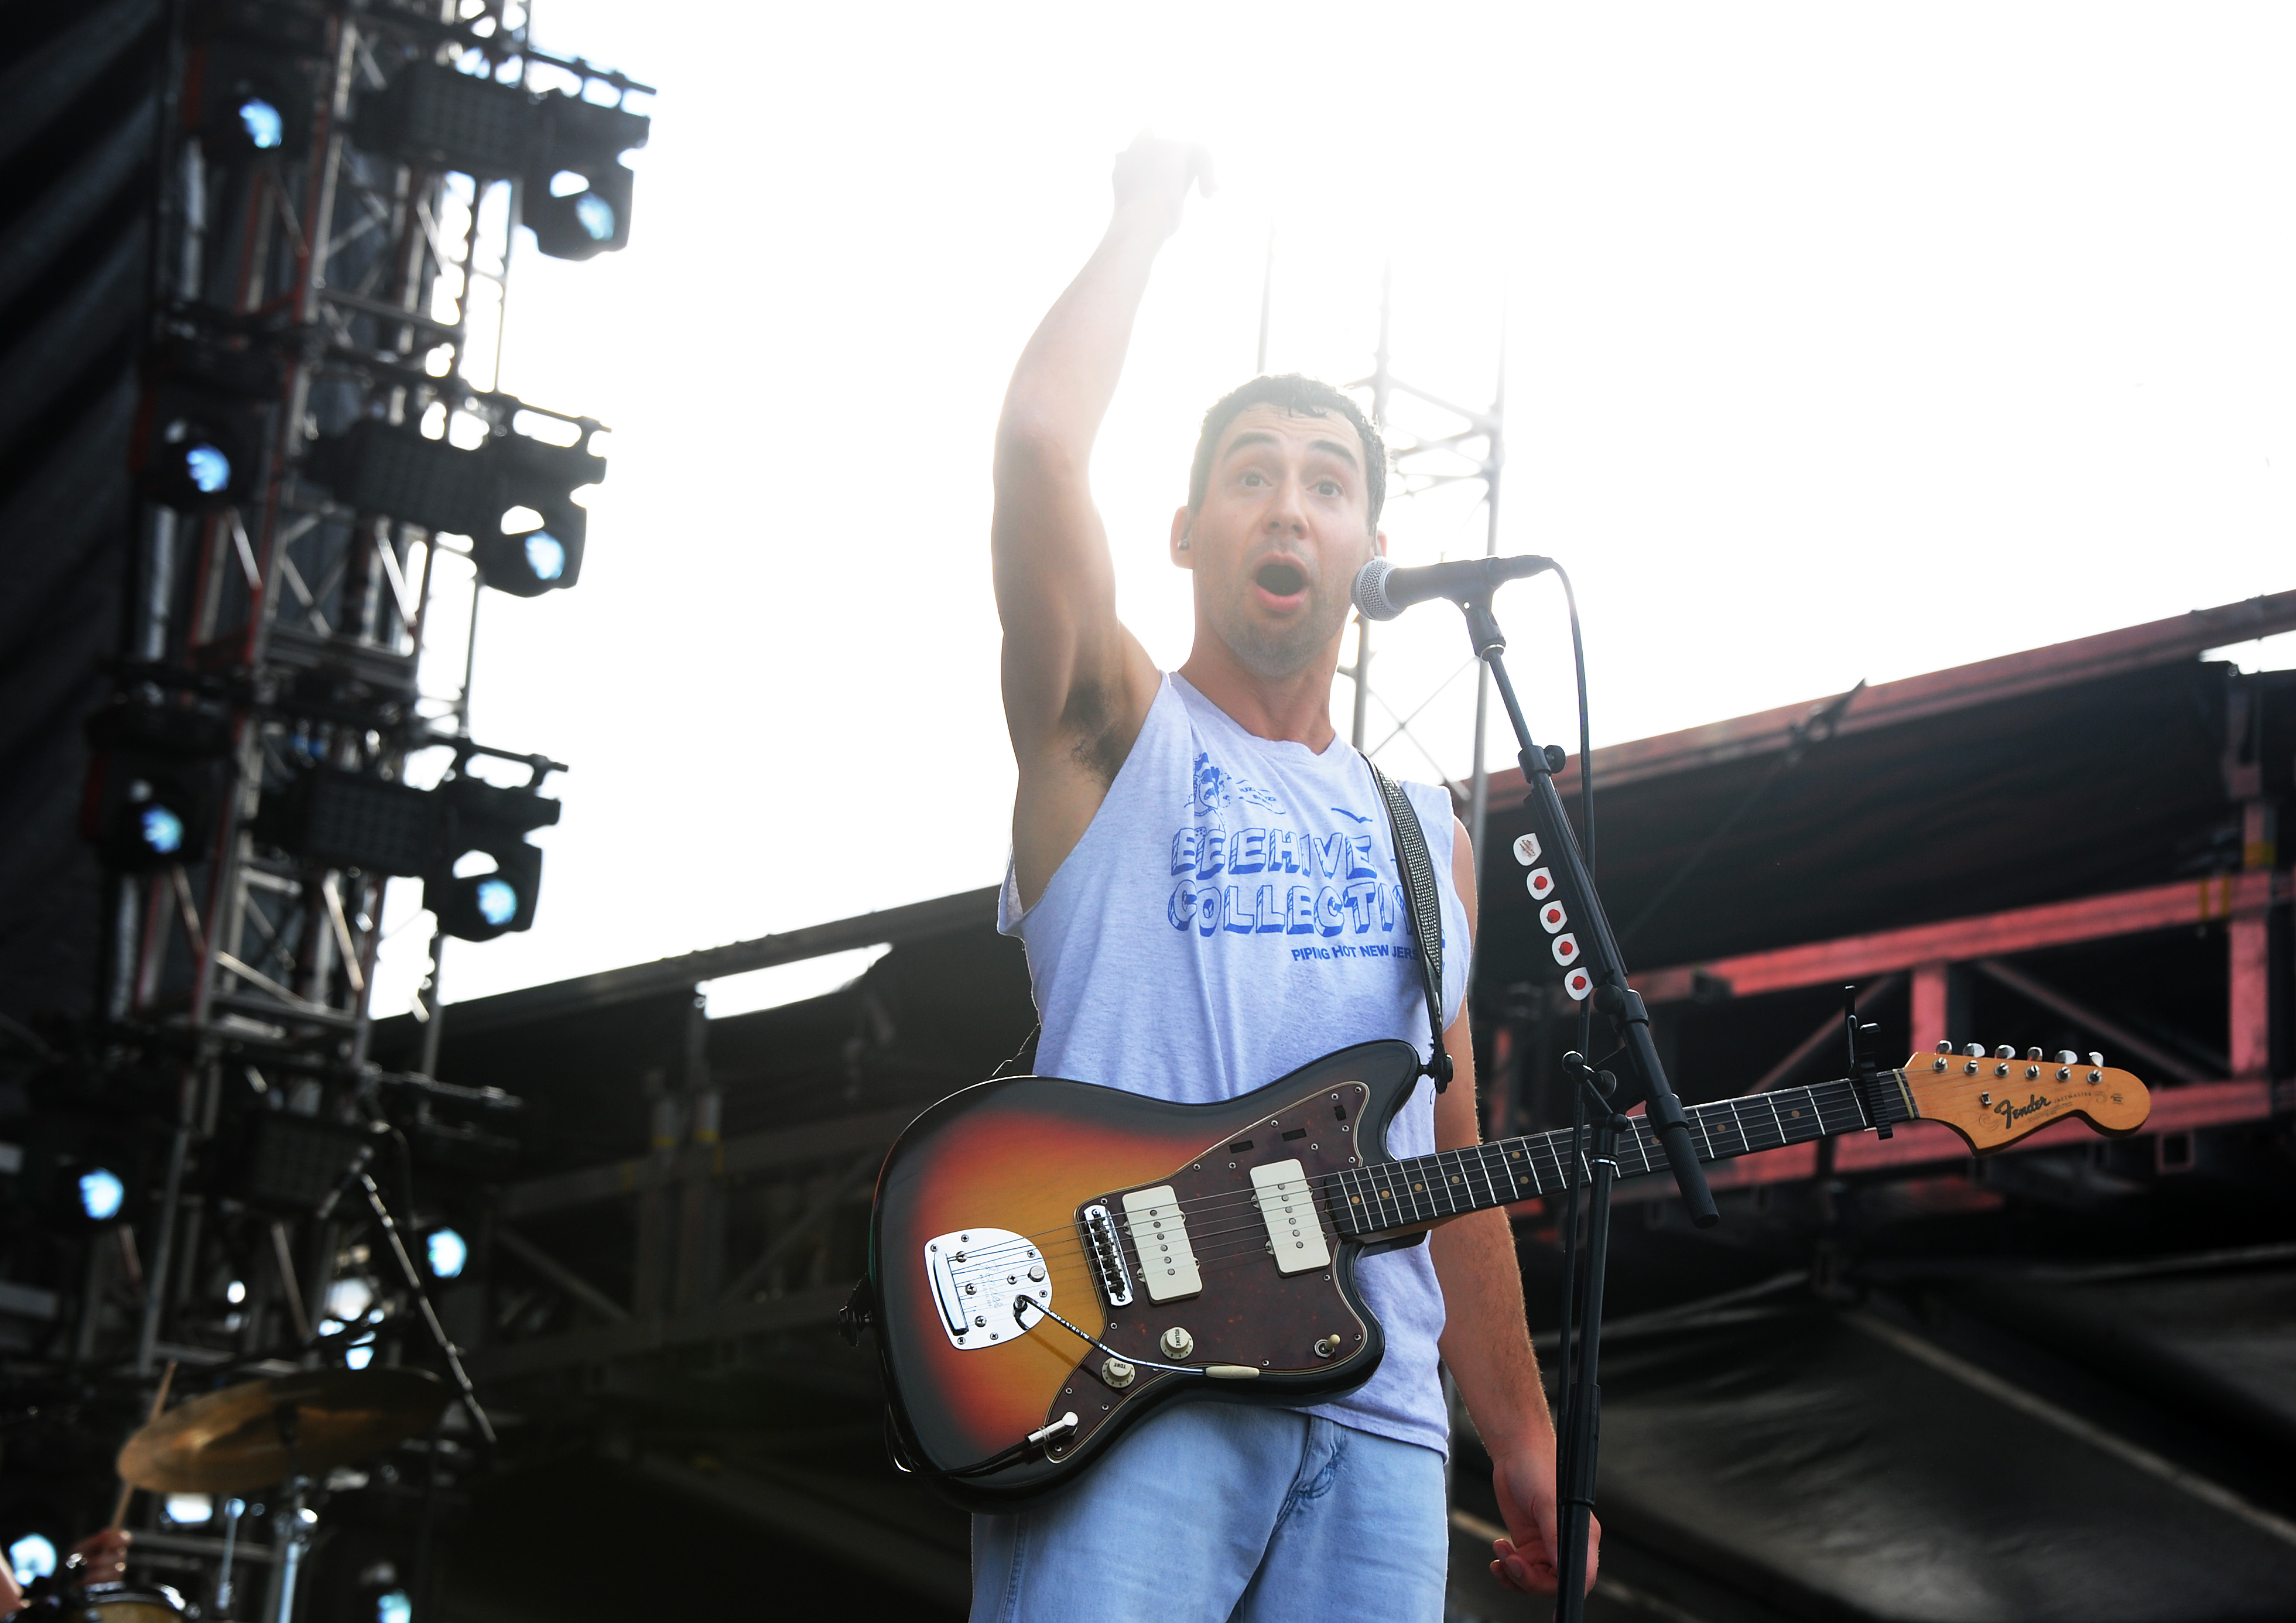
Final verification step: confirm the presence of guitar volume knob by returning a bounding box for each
[1160,1327,1195,1361]
[1101,1358,1135,1389]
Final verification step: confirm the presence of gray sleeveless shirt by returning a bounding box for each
[997,672,1469,1457]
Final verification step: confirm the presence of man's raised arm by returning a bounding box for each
[995,136,1210,909]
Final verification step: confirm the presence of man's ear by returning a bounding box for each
[1169,504,1195,569]
[1373,526,1388,560]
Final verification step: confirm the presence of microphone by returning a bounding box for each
[1351,554,1556,621]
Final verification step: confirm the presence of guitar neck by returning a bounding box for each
[1333,1070,1914,1239]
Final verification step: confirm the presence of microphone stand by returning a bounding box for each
[1439,583,1718,1623]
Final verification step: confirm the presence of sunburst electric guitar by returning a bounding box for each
[864,1037,2149,1506]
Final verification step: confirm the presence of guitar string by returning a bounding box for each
[947,1080,1871,1272]
[946,1060,2079,1276]
[943,1086,1878,1280]
[954,1104,1846,1295]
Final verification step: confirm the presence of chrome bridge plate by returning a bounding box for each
[925,1229,1050,1351]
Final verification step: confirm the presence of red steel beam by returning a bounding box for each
[1471,589,2296,805]
[1634,871,2284,1006]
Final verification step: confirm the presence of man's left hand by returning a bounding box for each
[66,1530,131,1588]
[1486,1446,1598,1597]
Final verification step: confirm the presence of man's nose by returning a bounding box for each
[1263,475,1309,535]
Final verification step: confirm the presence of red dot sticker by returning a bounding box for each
[1564,968,1593,1001]
[1552,933,1579,965]
[1525,867,1554,900]
[1540,902,1568,934]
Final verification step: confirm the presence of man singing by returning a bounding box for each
[980,135,1597,1620]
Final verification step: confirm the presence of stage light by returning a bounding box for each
[522,92,648,261]
[192,40,317,164]
[81,701,231,872]
[422,771,558,941]
[475,878,516,926]
[472,418,604,593]
[312,415,601,595]
[131,340,278,513]
[473,500,584,596]
[165,1494,214,1526]
[238,97,284,149]
[307,420,498,537]
[345,1345,375,1370]
[260,766,447,877]
[227,1279,247,1304]
[378,1591,412,1623]
[9,1535,56,1585]
[132,392,259,512]
[361,62,539,179]
[325,1278,375,1321]
[232,1114,377,1215]
[78,1169,126,1222]
[141,804,186,857]
[427,1228,468,1279]
[525,530,566,581]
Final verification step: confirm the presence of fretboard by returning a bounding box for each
[1330,1071,1910,1238]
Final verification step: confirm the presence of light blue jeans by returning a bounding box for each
[969,1402,1449,1622]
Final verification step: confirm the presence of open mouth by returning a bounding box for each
[1254,560,1307,598]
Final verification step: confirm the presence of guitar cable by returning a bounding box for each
[924,1299,1223,1482]
[1011,1296,1236,1379]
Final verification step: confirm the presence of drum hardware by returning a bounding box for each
[114,1368,450,1623]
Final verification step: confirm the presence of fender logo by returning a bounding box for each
[1994,1092,2050,1125]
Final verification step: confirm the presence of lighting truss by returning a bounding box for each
[83,0,646,1388]
[1341,270,1509,869]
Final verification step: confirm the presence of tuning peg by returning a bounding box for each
[1965,1043,1984,1058]
[1994,1045,2016,1060]
[2025,1047,2042,1062]
[2056,1050,2078,1064]
[1935,1040,1953,1054]
[2088,1052,2103,1068]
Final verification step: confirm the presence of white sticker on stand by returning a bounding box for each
[1539,901,1568,934]
[1512,832,1541,867]
[1563,967,1594,1000]
[1524,867,1554,900]
[1551,933,1580,967]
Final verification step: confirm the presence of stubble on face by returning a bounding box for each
[1203,541,1360,679]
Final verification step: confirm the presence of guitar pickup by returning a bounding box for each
[1250,1159,1331,1275]
[1121,1185,1202,1303]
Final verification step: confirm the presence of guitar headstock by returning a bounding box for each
[1903,1043,2150,1153]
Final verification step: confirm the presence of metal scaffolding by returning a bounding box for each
[41,7,644,1618]
[1336,269,1508,871]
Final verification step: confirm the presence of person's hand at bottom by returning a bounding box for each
[67,1530,131,1588]
[1488,1445,1599,1596]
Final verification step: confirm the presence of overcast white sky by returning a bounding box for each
[376,3,2296,1019]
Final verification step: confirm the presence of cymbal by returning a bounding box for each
[117,1368,449,1492]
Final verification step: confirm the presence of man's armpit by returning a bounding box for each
[1060,677,1131,790]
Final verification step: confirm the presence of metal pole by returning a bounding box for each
[418,929,448,1078]
[1353,265,1394,753]
[1255,224,1274,375]
[134,1064,199,1374]
[1464,332,1507,882]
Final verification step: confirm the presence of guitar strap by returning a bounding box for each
[1363,755,1453,1093]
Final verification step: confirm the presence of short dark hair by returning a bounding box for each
[1188,374,1387,532]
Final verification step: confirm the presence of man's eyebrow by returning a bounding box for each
[1219,431,1361,471]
